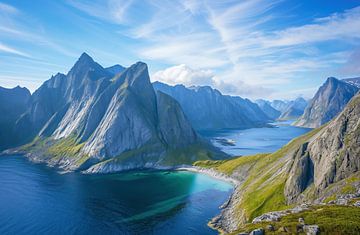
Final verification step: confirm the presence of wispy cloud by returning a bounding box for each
[0,2,19,14]
[67,0,134,24]
[0,42,30,57]
[3,0,360,99]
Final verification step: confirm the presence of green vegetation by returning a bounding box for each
[341,184,356,194]
[195,125,328,225]
[323,194,336,203]
[47,136,84,159]
[233,205,360,235]
[194,153,267,175]
[163,143,214,166]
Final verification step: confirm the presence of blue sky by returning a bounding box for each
[0,0,359,100]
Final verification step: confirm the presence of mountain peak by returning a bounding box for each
[325,76,339,84]
[68,53,110,81]
[78,52,93,62]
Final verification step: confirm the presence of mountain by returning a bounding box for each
[294,77,359,128]
[195,92,360,233]
[105,64,126,75]
[255,99,281,119]
[343,77,360,88]
[5,53,224,172]
[277,97,308,120]
[153,82,270,130]
[270,100,289,112]
[0,86,31,150]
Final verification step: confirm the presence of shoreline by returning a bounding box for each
[1,153,235,233]
[175,166,239,187]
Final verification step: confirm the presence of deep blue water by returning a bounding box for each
[199,120,312,156]
[0,155,232,235]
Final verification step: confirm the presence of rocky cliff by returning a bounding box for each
[153,82,270,130]
[4,53,224,172]
[294,77,359,128]
[0,86,31,150]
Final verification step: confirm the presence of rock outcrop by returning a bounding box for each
[4,53,225,172]
[294,77,359,128]
[286,92,360,202]
[153,82,270,130]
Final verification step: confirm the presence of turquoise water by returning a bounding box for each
[199,120,312,156]
[0,155,232,235]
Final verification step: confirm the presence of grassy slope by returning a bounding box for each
[195,127,326,223]
[234,205,360,235]
[21,135,218,171]
[20,136,89,167]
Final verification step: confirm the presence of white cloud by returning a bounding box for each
[152,64,274,98]
[152,64,215,86]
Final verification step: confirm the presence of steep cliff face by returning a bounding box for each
[153,82,270,130]
[286,92,360,202]
[8,53,224,172]
[294,77,359,128]
[0,86,31,150]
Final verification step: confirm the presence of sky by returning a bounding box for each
[0,0,360,100]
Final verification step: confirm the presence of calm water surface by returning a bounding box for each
[199,120,312,156]
[0,155,232,235]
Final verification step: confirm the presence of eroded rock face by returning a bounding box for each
[285,93,360,202]
[5,53,224,171]
[294,77,359,128]
[285,143,314,203]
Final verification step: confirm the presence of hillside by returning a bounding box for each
[195,92,360,233]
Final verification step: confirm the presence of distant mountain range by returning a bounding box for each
[255,99,281,120]
[255,97,308,121]
[294,77,359,128]
[1,53,224,172]
[277,97,308,120]
[153,82,271,130]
